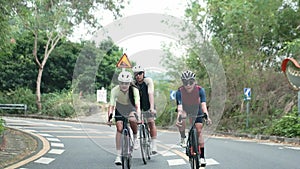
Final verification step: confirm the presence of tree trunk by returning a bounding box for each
[36,67,43,112]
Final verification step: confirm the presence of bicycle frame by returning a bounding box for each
[120,116,134,169]
[180,114,207,169]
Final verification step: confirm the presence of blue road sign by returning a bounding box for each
[244,88,251,100]
[170,90,176,100]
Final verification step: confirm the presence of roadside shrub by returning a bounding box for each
[266,111,300,138]
[0,118,5,135]
[0,88,36,114]
[42,90,75,118]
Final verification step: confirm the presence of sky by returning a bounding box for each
[71,0,188,71]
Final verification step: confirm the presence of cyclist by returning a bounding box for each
[175,70,212,166]
[132,65,158,154]
[107,71,142,165]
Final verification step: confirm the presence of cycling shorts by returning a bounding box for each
[183,104,204,123]
[115,102,136,121]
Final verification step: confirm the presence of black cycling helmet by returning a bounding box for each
[181,70,196,80]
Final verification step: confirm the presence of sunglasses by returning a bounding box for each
[119,82,130,86]
[134,71,144,76]
[183,80,195,86]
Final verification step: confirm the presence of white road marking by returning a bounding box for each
[23,129,38,133]
[46,137,61,142]
[39,133,54,137]
[206,158,220,165]
[48,149,65,154]
[259,142,282,146]
[160,151,176,156]
[34,157,55,164]
[58,125,73,128]
[51,142,64,148]
[165,144,182,148]
[286,146,300,150]
[71,128,83,130]
[167,159,186,166]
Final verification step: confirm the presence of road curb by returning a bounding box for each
[4,127,50,169]
[214,132,300,145]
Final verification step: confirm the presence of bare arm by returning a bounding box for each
[149,93,155,111]
[201,102,212,124]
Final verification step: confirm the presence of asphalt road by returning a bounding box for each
[3,117,300,169]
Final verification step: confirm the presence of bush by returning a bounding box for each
[0,88,37,114]
[0,118,5,135]
[42,90,75,118]
[266,111,300,138]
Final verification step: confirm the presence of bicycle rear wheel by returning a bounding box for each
[121,129,132,169]
[139,124,148,164]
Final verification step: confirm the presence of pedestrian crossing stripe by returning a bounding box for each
[48,149,65,154]
[167,159,186,166]
[34,157,55,164]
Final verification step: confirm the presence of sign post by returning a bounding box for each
[170,90,177,124]
[244,88,251,128]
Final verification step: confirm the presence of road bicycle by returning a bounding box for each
[110,114,135,169]
[179,113,207,169]
[138,110,153,164]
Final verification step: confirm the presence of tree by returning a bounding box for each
[43,39,82,92]
[72,38,123,95]
[96,38,123,89]
[0,30,36,91]
[0,30,83,92]
[10,0,127,111]
[185,0,300,69]
[181,0,300,132]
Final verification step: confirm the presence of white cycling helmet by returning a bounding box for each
[132,65,145,73]
[118,71,133,82]
[181,70,196,80]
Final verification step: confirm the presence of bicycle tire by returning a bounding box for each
[121,129,131,169]
[189,128,199,169]
[145,126,151,159]
[139,124,148,164]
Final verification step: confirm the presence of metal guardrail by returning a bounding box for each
[0,104,27,115]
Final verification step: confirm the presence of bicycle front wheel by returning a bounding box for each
[189,128,199,169]
[121,129,132,169]
[145,127,151,160]
[139,124,148,164]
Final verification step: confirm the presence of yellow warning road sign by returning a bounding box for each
[116,53,132,68]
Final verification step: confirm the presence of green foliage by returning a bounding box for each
[0,87,37,114]
[0,118,5,135]
[0,88,76,118]
[186,0,300,69]
[266,111,300,138]
[42,90,75,118]
[156,101,177,127]
[43,40,82,92]
[96,39,124,90]
[72,39,124,95]
[0,30,82,93]
[0,31,36,91]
